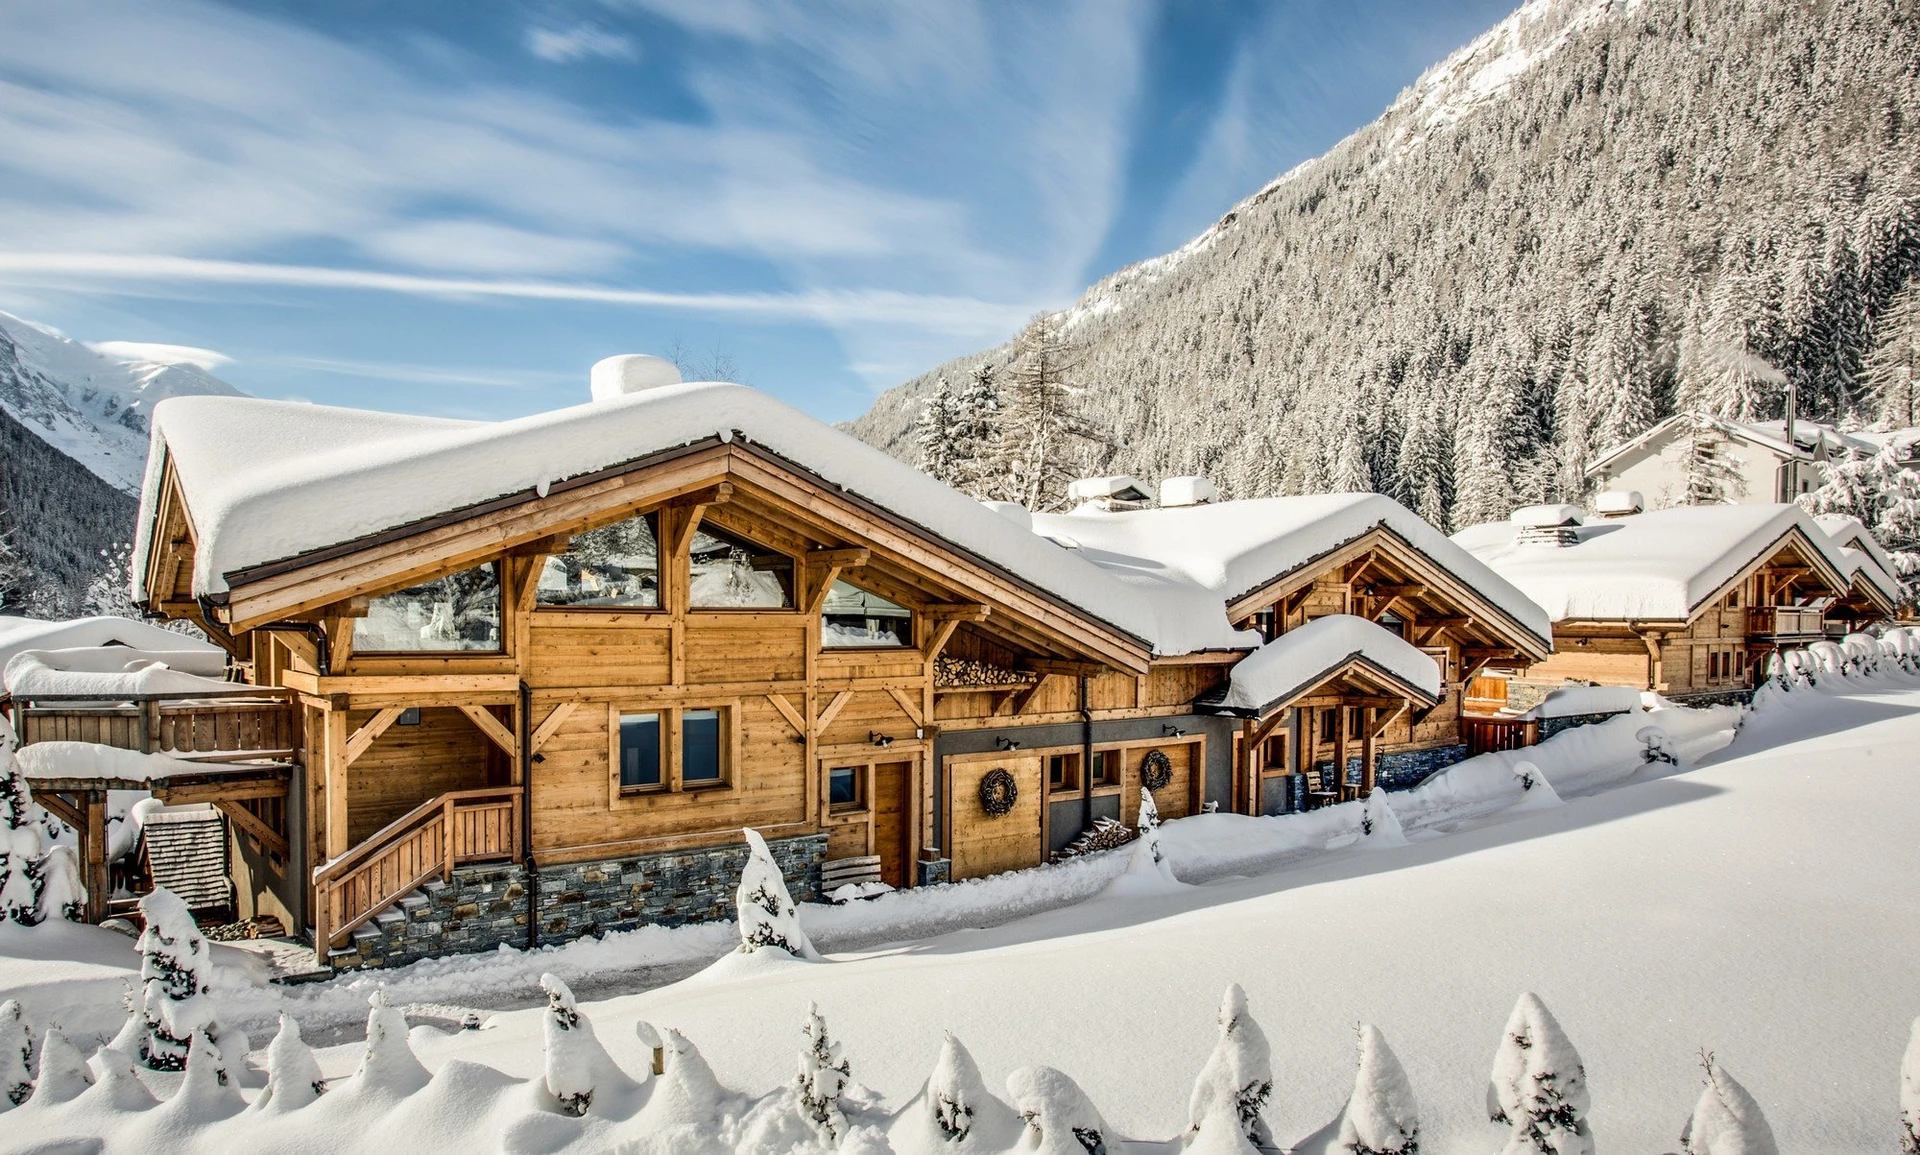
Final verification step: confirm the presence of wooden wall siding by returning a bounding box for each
[344,707,495,845]
[1116,738,1202,825]
[528,693,808,858]
[1144,664,1228,708]
[945,751,1044,880]
[526,614,672,687]
[819,649,925,681]
[818,689,920,748]
[684,619,806,684]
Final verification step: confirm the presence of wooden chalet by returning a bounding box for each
[84,361,1549,967]
[1454,501,1899,703]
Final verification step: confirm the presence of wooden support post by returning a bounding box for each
[84,790,106,923]
[1333,706,1350,802]
[1360,706,1378,795]
[324,708,350,862]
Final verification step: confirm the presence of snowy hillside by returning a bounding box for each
[849,0,1920,529]
[0,311,242,496]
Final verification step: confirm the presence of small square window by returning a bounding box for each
[682,708,725,785]
[1091,749,1121,787]
[619,713,662,790]
[396,707,421,727]
[1047,753,1081,794]
[828,766,863,811]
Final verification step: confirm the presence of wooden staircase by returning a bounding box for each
[312,787,521,956]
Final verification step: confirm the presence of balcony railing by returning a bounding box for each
[1748,606,1827,638]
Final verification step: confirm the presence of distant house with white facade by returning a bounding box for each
[1585,414,1877,506]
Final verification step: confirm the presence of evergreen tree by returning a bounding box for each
[1900,1016,1919,1155]
[995,314,1105,510]
[1799,446,1920,584]
[134,887,225,1073]
[1005,1065,1110,1155]
[1397,394,1454,530]
[1863,281,1920,429]
[951,362,1002,497]
[1683,415,1745,505]
[794,1001,852,1144]
[254,1013,326,1112]
[1186,984,1273,1148]
[0,760,42,926]
[734,827,817,959]
[1337,1025,1421,1155]
[1679,1059,1778,1155]
[915,376,964,486]
[1488,992,1594,1155]
[0,1000,30,1108]
[538,972,626,1117]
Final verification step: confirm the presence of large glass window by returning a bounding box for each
[688,525,793,609]
[821,580,911,647]
[619,712,662,790]
[681,708,725,785]
[353,563,502,653]
[539,513,660,608]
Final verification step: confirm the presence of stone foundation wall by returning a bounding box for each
[1537,710,1633,740]
[1663,687,1756,709]
[329,832,827,971]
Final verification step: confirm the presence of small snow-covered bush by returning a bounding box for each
[353,988,428,1098]
[1360,788,1409,847]
[1901,1019,1919,1155]
[795,1001,854,1143]
[1337,1025,1420,1155]
[1637,726,1679,767]
[539,972,626,1117]
[1679,1058,1777,1155]
[1488,992,1593,1155]
[134,887,227,1073]
[892,1032,1019,1151]
[254,1013,326,1112]
[736,827,818,959]
[0,724,75,926]
[29,1028,93,1105]
[1187,983,1272,1148]
[1006,1065,1109,1155]
[0,999,31,1108]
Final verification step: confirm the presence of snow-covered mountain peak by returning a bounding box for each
[0,310,244,495]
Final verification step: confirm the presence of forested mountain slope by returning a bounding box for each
[848,0,1920,529]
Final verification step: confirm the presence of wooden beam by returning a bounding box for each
[1248,709,1288,749]
[530,702,578,754]
[152,780,290,806]
[1004,677,1048,716]
[36,792,84,833]
[1021,658,1107,678]
[885,686,924,728]
[807,547,872,569]
[279,631,321,675]
[343,705,406,767]
[323,616,356,670]
[1370,702,1409,740]
[663,481,735,559]
[920,619,963,661]
[84,791,106,924]
[459,705,519,755]
[804,564,848,617]
[765,693,808,739]
[816,690,855,735]
[922,603,990,622]
[215,799,289,861]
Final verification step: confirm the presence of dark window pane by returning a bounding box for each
[829,767,859,807]
[682,708,723,782]
[821,580,911,647]
[689,526,792,608]
[354,564,502,652]
[619,713,661,788]
[539,513,660,608]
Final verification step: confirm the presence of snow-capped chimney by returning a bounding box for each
[590,354,682,401]
[1592,489,1644,519]
[1066,475,1152,512]
[1157,476,1217,508]
[1510,503,1583,547]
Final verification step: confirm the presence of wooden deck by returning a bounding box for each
[14,689,300,760]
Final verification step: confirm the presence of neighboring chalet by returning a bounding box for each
[17,357,1551,968]
[1454,500,1900,705]
[1585,413,1874,506]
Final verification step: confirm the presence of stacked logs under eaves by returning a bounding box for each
[934,655,1038,689]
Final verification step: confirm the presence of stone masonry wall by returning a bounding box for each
[330,832,827,971]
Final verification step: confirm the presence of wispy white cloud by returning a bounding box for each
[85,339,231,370]
[526,24,635,64]
[269,355,573,390]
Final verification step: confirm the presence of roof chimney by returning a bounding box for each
[1510,503,1583,547]
[1065,475,1152,512]
[590,354,682,401]
[1158,476,1217,508]
[1593,489,1644,519]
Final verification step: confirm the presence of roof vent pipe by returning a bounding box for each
[1593,490,1644,519]
[590,354,682,401]
[1158,476,1217,508]
[1510,503,1583,547]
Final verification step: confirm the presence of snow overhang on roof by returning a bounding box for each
[1452,503,1862,622]
[134,383,1218,654]
[1200,614,1442,718]
[0,615,222,677]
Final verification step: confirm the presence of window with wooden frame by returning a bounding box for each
[688,524,794,609]
[538,511,661,609]
[1090,749,1121,788]
[1047,753,1082,794]
[353,562,502,653]
[609,703,735,798]
[1262,736,1289,775]
[820,579,913,648]
[828,765,865,813]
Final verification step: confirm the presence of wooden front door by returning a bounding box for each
[872,761,912,887]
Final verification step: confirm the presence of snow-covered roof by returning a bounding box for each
[1208,615,1441,717]
[3,648,247,700]
[1451,503,1861,621]
[1586,414,1875,476]
[1064,475,1150,503]
[15,741,250,783]
[136,384,1248,655]
[1029,492,1552,648]
[0,616,222,680]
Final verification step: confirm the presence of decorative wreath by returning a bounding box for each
[1140,749,1174,792]
[978,768,1018,817]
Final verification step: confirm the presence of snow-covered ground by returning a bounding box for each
[7,670,1920,1151]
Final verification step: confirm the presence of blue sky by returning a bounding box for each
[0,0,1515,423]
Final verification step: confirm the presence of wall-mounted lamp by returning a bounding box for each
[996,737,1021,751]
[869,731,894,748]
[1162,723,1186,738]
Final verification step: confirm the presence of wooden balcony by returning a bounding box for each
[13,689,300,762]
[1748,605,1827,639]
[312,787,522,956]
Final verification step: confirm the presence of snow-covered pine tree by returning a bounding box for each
[27,1030,91,1106]
[916,376,964,486]
[735,827,818,959]
[1360,788,1408,848]
[795,1001,853,1144]
[995,313,1105,510]
[1397,390,1454,530]
[134,887,223,1072]
[1679,1058,1778,1155]
[1488,992,1594,1155]
[81,544,142,621]
[0,1000,30,1108]
[162,1029,243,1121]
[1902,1017,1920,1155]
[1337,1024,1420,1155]
[539,972,625,1117]
[897,1032,1019,1151]
[1799,445,1920,585]
[638,1029,732,1135]
[0,745,42,926]
[1683,414,1744,505]
[85,1046,158,1113]
[354,988,429,1098]
[1864,280,1920,429]
[1005,1065,1110,1155]
[254,1012,326,1112]
[1186,983,1273,1148]
[951,362,1002,498]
